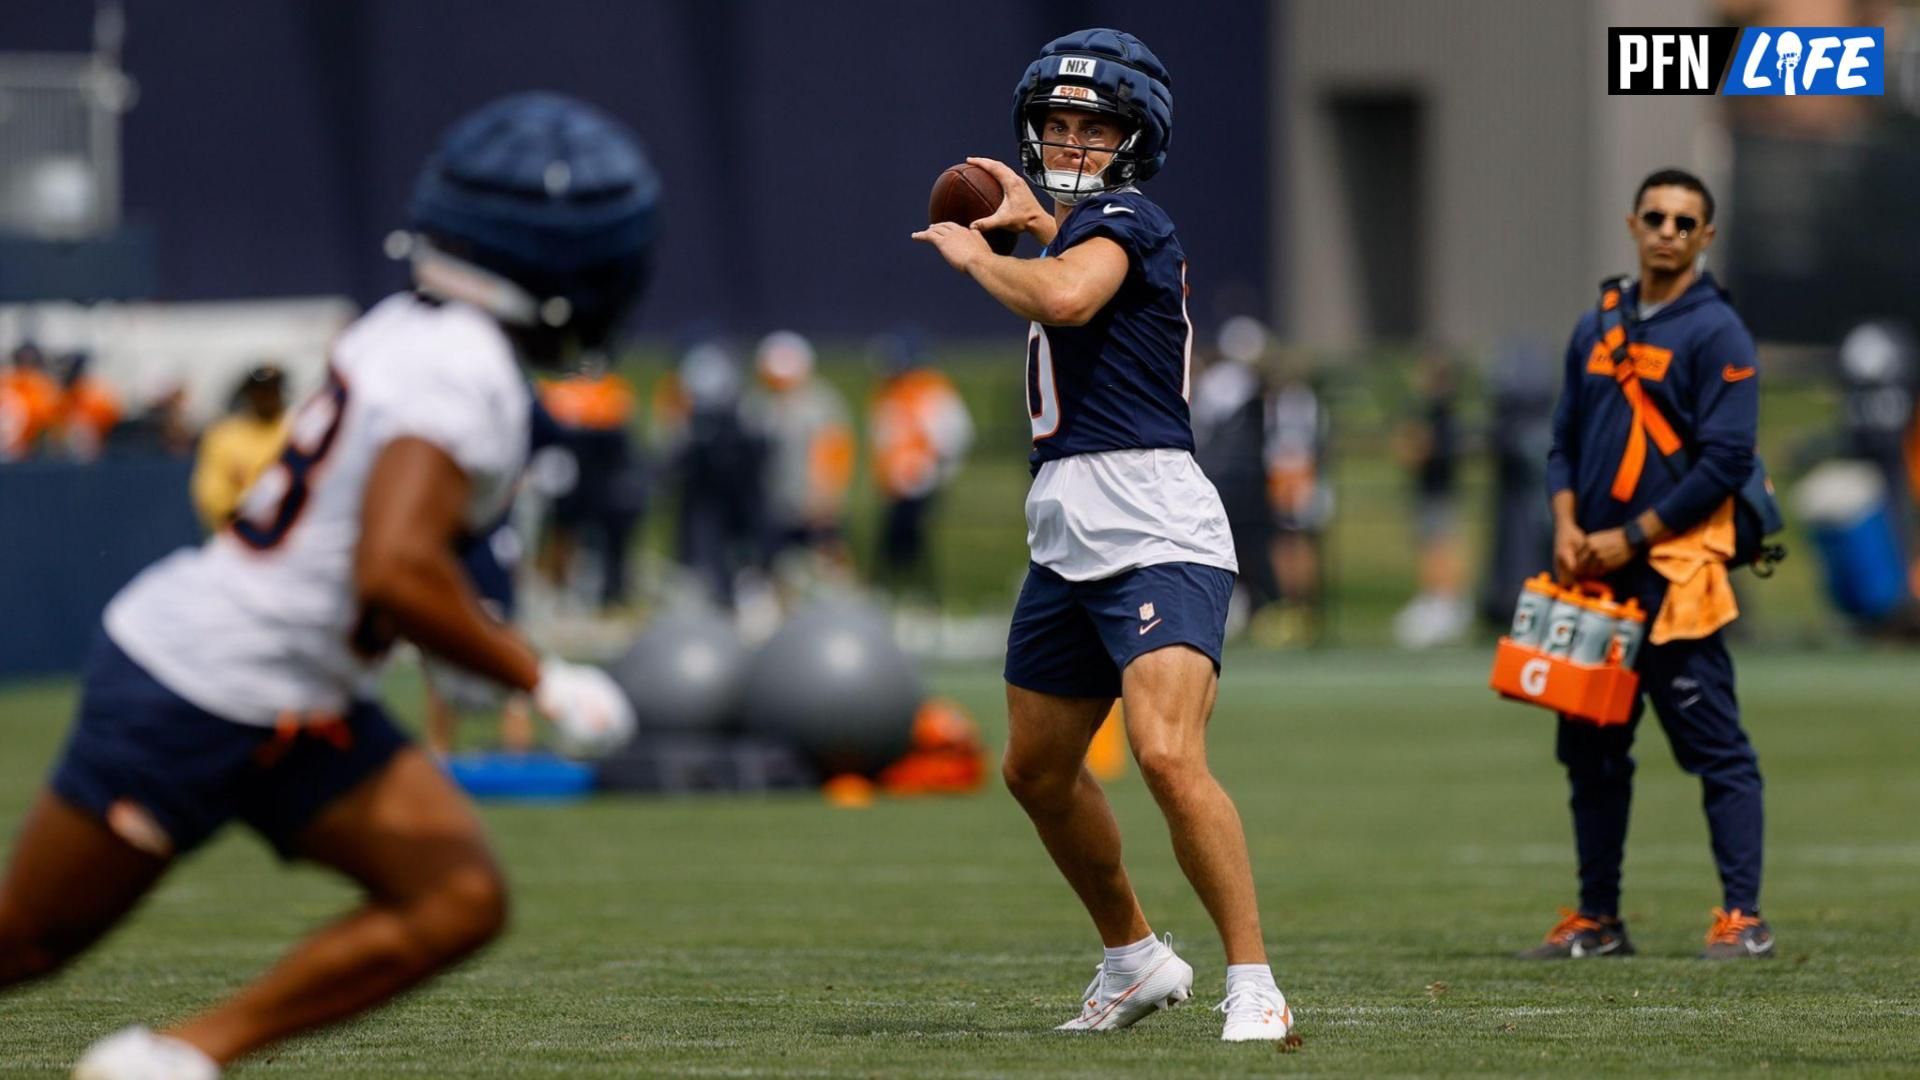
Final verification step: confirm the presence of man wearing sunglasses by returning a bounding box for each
[1521,168,1775,961]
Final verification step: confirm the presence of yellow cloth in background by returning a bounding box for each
[191,415,289,533]
[1647,498,1739,644]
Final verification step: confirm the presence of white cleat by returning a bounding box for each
[1217,984,1295,1042]
[72,1026,220,1080]
[1054,935,1195,1032]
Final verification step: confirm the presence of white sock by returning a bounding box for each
[1225,963,1278,994]
[1103,932,1160,978]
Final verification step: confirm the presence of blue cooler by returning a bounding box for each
[1793,461,1909,619]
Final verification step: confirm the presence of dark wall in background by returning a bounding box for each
[0,459,200,679]
[2,0,1274,340]
[1727,123,1920,345]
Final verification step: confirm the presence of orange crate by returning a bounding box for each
[1488,638,1639,726]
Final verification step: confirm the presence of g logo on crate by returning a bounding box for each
[1520,658,1551,697]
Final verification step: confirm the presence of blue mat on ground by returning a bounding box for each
[445,752,596,801]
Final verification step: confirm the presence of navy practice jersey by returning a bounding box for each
[1027,188,1195,472]
[1547,273,1758,536]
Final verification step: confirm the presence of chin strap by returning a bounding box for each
[395,233,572,330]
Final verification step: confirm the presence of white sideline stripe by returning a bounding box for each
[1453,841,1920,867]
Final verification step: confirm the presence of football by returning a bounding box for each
[929,163,1019,255]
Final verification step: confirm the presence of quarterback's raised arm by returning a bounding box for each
[912,222,1127,326]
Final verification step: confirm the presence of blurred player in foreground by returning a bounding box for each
[914,28,1292,1042]
[0,93,649,1077]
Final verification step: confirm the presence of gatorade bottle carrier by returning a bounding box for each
[1489,575,1644,726]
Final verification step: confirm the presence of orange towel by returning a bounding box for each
[1647,498,1740,644]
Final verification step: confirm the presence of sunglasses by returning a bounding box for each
[1639,210,1700,235]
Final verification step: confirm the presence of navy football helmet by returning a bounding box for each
[406,92,661,359]
[1012,29,1173,205]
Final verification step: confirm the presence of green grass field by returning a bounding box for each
[2,648,1916,1077]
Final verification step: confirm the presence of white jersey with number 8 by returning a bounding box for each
[105,294,531,727]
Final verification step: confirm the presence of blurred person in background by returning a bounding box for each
[654,338,770,609]
[0,342,62,462]
[1192,316,1282,628]
[536,361,646,611]
[1479,339,1559,625]
[423,522,536,758]
[1835,320,1918,597]
[1258,351,1332,647]
[104,367,196,460]
[0,92,647,1076]
[868,330,974,603]
[190,363,289,533]
[746,330,855,577]
[1523,168,1772,962]
[56,350,122,462]
[1391,347,1472,648]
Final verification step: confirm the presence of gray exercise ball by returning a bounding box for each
[741,600,923,776]
[610,608,748,732]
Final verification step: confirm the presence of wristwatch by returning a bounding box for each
[1622,518,1648,552]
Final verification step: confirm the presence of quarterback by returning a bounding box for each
[914,29,1292,1041]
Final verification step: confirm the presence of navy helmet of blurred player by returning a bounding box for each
[406,91,661,364]
[1012,28,1173,205]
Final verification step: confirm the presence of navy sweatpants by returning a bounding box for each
[1555,626,1764,917]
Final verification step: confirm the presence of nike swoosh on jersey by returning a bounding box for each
[1102,204,1135,215]
[1722,364,1757,382]
[1138,618,1163,635]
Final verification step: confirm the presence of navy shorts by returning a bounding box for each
[1004,561,1235,699]
[50,633,410,859]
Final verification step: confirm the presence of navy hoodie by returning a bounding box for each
[1547,272,1758,537]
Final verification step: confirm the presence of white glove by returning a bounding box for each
[533,657,635,758]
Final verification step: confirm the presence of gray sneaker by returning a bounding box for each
[1516,908,1636,959]
[1700,907,1774,960]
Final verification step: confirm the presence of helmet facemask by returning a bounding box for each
[398,231,646,371]
[1018,91,1143,206]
